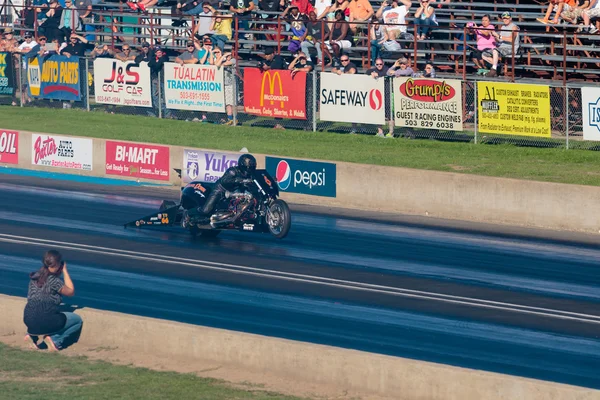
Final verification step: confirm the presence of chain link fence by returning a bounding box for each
[3,55,600,151]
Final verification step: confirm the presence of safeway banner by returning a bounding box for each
[266,156,336,197]
[0,129,18,164]
[93,59,152,107]
[319,73,385,125]
[164,63,225,112]
[106,141,170,181]
[394,78,463,131]
[0,52,15,96]
[243,68,306,120]
[183,149,238,184]
[27,55,81,101]
[581,87,600,141]
[31,134,92,171]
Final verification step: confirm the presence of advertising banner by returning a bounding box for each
[164,63,225,112]
[26,55,81,101]
[106,141,170,181]
[477,82,550,137]
[266,156,336,197]
[182,149,239,184]
[0,129,18,165]
[319,73,385,125]
[0,52,15,96]
[31,134,92,171]
[93,58,152,107]
[581,87,600,141]
[243,68,306,119]
[394,77,463,131]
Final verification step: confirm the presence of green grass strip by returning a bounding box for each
[1,106,600,186]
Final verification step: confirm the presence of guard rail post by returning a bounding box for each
[474,81,478,144]
[233,66,238,127]
[158,70,162,119]
[312,70,317,132]
[85,58,90,112]
[566,85,570,149]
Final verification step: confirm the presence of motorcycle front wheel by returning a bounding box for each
[267,199,291,239]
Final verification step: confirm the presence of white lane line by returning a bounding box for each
[1,233,599,325]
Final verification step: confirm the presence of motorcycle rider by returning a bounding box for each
[182,154,257,227]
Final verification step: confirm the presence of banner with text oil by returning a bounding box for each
[27,55,81,101]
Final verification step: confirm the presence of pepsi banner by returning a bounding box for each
[27,55,81,101]
[266,156,336,198]
[182,149,238,183]
[0,52,15,96]
[319,73,385,125]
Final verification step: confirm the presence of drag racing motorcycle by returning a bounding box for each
[125,169,291,239]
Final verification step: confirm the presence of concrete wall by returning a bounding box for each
[1,295,598,400]
[3,128,600,233]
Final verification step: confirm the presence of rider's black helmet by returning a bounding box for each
[238,154,257,176]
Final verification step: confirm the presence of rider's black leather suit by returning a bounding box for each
[199,166,251,216]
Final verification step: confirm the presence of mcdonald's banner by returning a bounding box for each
[243,68,307,120]
[93,58,152,107]
[27,55,81,101]
[319,73,385,125]
[163,63,225,112]
[0,52,15,96]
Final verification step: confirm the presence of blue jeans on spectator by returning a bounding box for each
[183,4,203,15]
[370,40,382,65]
[49,312,83,349]
[211,34,228,51]
[416,17,437,37]
[301,40,323,63]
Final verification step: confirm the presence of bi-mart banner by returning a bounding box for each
[93,58,152,107]
[0,52,15,96]
[105,140,170,181]
[164,63,225,112]
[27,55,81,101]
[243,68,307,120]
[394,77,463,131]
[477,82,550,137]
[319,73,385,125]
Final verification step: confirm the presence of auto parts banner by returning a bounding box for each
[27,55,81,101]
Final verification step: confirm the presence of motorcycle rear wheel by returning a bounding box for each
[267,199,291,239]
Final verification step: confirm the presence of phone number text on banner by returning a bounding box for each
[319,73,385,125]
[0,52,15,95]
[243,68,307,120]
[27,55,81,101]
[164,63,225,112]
[31,134,92,171]
[105,140,170,181]
[477,82,550,138]
[93,59,152,107]
[394,78,463,131]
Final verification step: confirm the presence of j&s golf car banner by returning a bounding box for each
[164,63,225,112]
[0,52,15,95]
[183,149,239,184]
[581,86,600,141]
[319,73,385,125]
[27,55,81,101]
[477,82,550,138]
[0,129,18,165]
[243,68,307,119]
[266,156,336,198]
[93,58,152,107]
[394,78,463,131]
[31,134,92,171]
[106,141,170,181]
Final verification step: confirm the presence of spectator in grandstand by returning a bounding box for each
[75,0,94,39]
[375,0,411,41]
[135,42,152,63]
[414,0,438,40]
[59,33,93,57]
[148,47,171,118]
[38,0,63,42]
[366,56,388,76]
[289,51,314,74]
[1,29,18,52]
[126,0,164,13]
[332,53,357,73]
[289,0,314,14]
[369,17,387,65]
[195,36,217,64]
[33,0,49,26]
[483,12,519,77]
[367,58,394,138]
[177,40,200,64]
[59,0,81,42]
[190,3,215,38]
[580,0,600,32]
[258,0,283,13]
[467,15,496,74]
[414,62,435,77]
[538,0,577,24]
[23,250,81,352]
[114,43,137,61]
[17,32,38,55]
[327,0,349,22]
[21,1,37,30]
[283,5,308,53]
[348,0,374,33]
[314,0,332,19]
[387,56,413,76]
[215,50,236,125]
[326,9,353,62]
[209,11,233,51]
[301,10,330,65]
[90,43,114,58]
[258,47,286,70]
[40,39,65,56]
[230,0,256,35]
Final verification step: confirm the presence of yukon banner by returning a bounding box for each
[0,52,15,95]
[93,58,152,107]
[0,129,18,165]
[106,141,170,181]
[266,156,336,198]
[319,73,385,125]
[182,149,238,184]
[31,134,92,171]
[394,78,463,131]
[164,63,225,112]
[243,68,306,119]
[581,87,600,141]
[477,82,550,138]
[27,55,81,101]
